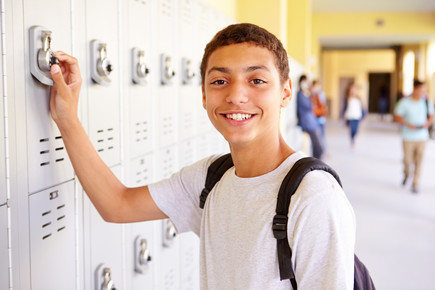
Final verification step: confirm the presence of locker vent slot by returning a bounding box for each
[40,162,50,166]
[42,222,51,228]
[162,117,173,136]
[183,112,194,130]
[55,136,62,140]
[182,0,193,25]
[42,234,52,240]
[40,150,50,154]
[134,0,148,6]
[40,138,49,143]
[134,121,149,143]
[55,158,65,162]
[57,226,66,232]
[160,0,173,17]
[96,127,116,152]
[55,147,64,151]
[42,210,51,216]
[57,215,66,221]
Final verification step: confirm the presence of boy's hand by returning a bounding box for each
[49,51,82,127]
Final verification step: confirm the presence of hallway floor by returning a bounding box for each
[323,115,435,290]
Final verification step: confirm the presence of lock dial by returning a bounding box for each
[160,54,176,85]
[90,40,113,86]
[29,26,59,86]
[182,57,196,85]
[132,48,150,85]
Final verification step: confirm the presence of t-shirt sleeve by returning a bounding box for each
[394,99,405,116]
[428,100,435,115]
[148,155,219,235]
[288,171,356,289]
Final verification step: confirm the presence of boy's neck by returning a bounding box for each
[229,135,294,178]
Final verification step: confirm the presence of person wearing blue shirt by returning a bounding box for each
[297,75,323,159]
[394,79,434,193]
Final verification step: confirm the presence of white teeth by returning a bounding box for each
[225,113,252,121]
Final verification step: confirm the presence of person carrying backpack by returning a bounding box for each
[50,23,370,289]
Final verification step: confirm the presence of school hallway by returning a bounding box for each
[322,115,435,290]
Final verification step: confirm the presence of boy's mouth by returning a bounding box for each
[225,113,253,121]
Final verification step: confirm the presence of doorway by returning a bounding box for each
[368,73,391,115]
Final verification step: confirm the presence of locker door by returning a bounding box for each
[0,57,5,204]
[179,139,196,169]
[124,0,154,159]
[178,0,199,141]
[23,0,74,194]
[85,0,121,167]
[126,154,155,289]
[154,145,180,289]
[0,205,8,290]
[84,165,124,290]
[28,181,76,290]
[196,2,214,136]
[179,232,200,290]
[156,0,179,148]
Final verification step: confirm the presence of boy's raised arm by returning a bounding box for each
[49,51,167,223]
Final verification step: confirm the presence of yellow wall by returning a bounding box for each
[202,0,237,20]
[287,0,312,68]
[322,50,396,119]
[236,0,287,46]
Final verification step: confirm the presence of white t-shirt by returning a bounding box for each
[345,98,363,120]
[149,152,356,289]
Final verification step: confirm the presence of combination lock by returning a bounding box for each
[160,54,176,85]
[95,264,117,290]
[162,219,177,247]
[134,236,152,274]
[182,58,196,85]
[132,48,150,85]
[29,26,59,86]
[90,40,113,86]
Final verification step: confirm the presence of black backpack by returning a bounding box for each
[199,154,376,290]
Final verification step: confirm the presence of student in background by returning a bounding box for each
[311,80,328,152]
[394,79,434,193]
[343,82,364,149]
[296,75,324,159]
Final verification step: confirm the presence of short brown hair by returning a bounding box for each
[200,23,290,86]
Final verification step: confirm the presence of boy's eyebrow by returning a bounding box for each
[207,65,270,75]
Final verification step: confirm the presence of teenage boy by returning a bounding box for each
[394,79,434,193]
[50,23,355,289]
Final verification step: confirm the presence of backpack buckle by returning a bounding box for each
[272,214,288,239]
[199,188,210,209]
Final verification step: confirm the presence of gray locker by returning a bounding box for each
[85,0,121,167]
[179,139,197,168]
[125,153,155,289]
[0,65,5,205]
[156,0,179,148]
[23,0,74,193]
[124,0,154,159]
[0,205,9,290]
[28,181,76,290]
[179,232,200,290]
[158,145,178,180]
[84,165,124,290]
[178,0,199,140]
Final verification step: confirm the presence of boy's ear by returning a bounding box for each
[202,85,207,109]
[280,78,292,108]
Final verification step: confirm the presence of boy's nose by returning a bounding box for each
[225,83,248,104]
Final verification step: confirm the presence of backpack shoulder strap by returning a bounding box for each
[199,153,234,209]
[273,157,342,287]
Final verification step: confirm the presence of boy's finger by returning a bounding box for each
[50,64,68,90]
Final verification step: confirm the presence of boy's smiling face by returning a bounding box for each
[202,43,291,149]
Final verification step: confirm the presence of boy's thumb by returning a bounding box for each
[50,64,66,88]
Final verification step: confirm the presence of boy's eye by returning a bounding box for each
[251,79,266,84]
[211,80,227,85]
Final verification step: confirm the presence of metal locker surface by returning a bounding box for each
[179,139,196,169]
[157,145,178,181]
[127,153,154,188]
[85,0,121,168]
[0,205,8,290]
[125,153,155,289]
[179,232,200,290]
[178,0,199,141]
[23,0,74,193]
[0,52,5,204]
[28,180,76,290]
[84,165,124,290]
[156,0,179,148]
[124,0,154,159]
